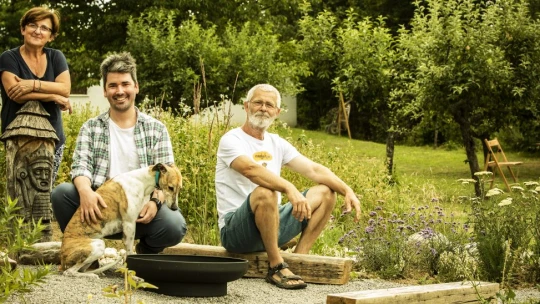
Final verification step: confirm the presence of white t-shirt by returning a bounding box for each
[108,119,140,178]
[215,127,301,229]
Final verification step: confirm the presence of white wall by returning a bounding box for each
[70,85,109,112]
[190,95,297,127]
[2,87,297,127]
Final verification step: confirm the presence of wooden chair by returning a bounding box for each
[483,138,523,191]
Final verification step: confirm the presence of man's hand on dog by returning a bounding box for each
[79,188,108,224]
[136,190,163,224]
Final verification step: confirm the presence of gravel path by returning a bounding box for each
[8,266,404,304]
[7,266,540,303]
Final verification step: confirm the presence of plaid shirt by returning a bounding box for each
[71,108,174,189]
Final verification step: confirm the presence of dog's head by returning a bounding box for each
[152,163,182,210]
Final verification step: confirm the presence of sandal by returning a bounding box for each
[265,262,307,290]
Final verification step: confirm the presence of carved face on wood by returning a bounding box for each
[28,161,52,191]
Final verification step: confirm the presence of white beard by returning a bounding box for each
[248,111,275,130]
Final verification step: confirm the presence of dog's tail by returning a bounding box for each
[85,255,123,275]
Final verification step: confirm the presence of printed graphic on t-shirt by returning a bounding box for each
[253,151,272,167]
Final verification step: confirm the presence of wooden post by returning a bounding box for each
[0,101,59,242]
[339,92,351,139]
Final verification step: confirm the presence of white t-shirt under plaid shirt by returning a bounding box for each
[71,108,174,189]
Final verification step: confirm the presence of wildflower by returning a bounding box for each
[474,171,493,177]
[524,181,539,186]
[431,248,437,256]
[368,219,375,225]
[498,198,513,206]
[457,178,477,184]
[511,186,524,191]
[486,188,504,197]
[419,227,436,239]
[375,206,383,211]
[365,226,375,234]
[431,198,439,203]
[369,211,377,217]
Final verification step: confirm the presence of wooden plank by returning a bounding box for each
[326,281,499,304]
[163,243,353,285]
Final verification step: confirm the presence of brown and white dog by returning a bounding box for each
[60,163,182,278]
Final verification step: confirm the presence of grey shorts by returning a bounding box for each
[220,190,309,253]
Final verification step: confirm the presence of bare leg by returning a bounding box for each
[251,187,303,287]
[295,184,336,254]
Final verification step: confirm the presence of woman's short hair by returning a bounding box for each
[20,7,61,37]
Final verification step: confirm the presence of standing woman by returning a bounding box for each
[0,6,72,183]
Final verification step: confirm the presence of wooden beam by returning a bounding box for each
[163,243,353,285]
[326,281,499,304]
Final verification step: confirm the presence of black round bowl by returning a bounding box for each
[126,254,248,297]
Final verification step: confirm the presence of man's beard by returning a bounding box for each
[248,111,275,130]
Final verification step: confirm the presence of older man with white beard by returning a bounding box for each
[215,84,361,290]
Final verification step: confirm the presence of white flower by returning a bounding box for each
[474,171,493,177]
[524,181,539,186]
[486,188,504,197]
[458,178,476,185]
[511,186,524,191]
[498,198,513,206]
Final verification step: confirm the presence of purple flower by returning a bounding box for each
[431,198,439,202]
[365,226,375,234]
[369,211,377,217]
[375,206,383,211]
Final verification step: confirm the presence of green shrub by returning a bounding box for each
[471,174,540,283]
[0,197,50,302]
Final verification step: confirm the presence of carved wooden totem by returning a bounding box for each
[1,101,59,242]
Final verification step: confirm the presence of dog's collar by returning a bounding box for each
[154,171,161,189]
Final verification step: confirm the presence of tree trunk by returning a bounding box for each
[455,114,482,196]
[386,131,395,176]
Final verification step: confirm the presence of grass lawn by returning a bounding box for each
[287,127,540,212]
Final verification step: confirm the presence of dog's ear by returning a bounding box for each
[152,163,172,174]
[152,163,166,172]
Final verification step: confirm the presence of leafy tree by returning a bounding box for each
[127,9,308,110]
[333,11,421,175]
[400,0,540,195]
[296,2,340,129]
